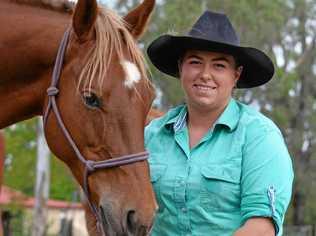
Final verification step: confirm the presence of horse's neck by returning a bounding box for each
[0,1,70,128]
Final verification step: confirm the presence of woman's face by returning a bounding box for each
[180,50,242,113]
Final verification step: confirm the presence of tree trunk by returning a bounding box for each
[293,190,305,225]
[32,120,50,236]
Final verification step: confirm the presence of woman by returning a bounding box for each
[145,10,293,236]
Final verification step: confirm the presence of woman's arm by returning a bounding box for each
[234,217,275,236]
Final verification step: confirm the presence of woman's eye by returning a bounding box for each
[189,60,201,65]
[214,63,225,69]
[83,93,101,108]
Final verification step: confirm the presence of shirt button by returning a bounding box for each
[181,207,187,213]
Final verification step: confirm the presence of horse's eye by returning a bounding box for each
[83,93,101,109]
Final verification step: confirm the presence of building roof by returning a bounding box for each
[0,186,82,210]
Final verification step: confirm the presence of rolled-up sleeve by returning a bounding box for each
[240,126,294,235]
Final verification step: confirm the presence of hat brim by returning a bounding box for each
[147,35,274,88]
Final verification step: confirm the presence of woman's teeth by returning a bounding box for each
[194,85,215,91]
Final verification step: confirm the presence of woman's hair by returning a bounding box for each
[233,55,242,68]
[177,50,242,72]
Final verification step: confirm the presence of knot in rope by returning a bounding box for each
[47,87,59,96]
[86,160,96,172]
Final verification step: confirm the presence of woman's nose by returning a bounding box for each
[201,65,213,81]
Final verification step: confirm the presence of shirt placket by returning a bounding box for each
[173,117,192,235]
[174,165,191,236]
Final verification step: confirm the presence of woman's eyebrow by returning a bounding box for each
[184,55,203,60]
[212,57,230,62]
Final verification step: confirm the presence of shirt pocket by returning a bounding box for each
[149,163,167,212]
[200,164,241,211]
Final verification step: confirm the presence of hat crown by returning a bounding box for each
[188,11,240,46]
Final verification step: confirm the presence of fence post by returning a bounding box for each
[32,119,50,236]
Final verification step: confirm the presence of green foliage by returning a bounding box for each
[50,157,77,201]
[4,119,37,195]
[3,118,77,201]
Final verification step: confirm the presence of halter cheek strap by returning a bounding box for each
[43,27,149,235]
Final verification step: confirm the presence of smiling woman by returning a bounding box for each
[179,50,242,137]
[0,0,157,235]
[145,10,293,236]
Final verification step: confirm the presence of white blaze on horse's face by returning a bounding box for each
[121,60,141,88]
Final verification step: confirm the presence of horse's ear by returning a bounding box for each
[123,0,155,39]
[72,0,98,42]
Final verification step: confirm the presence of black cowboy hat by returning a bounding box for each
[147,10,274,88]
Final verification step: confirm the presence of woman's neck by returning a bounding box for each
[186,103,227,129]
[186,101,229,149]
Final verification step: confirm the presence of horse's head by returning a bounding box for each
[43,0,157,235]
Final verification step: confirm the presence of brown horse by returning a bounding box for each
[0,0,157,235]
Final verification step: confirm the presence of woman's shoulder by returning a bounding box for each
[145,104,185,139]
[236,101,281,135]
[146,105,185,129]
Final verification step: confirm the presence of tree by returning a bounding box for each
[4,119,78,201]
[32,120,50,236]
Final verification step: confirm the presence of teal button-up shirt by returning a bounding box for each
[145,99,293,236]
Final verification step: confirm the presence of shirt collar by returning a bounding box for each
[164,105,187,133]
[215,98,240,132]
[164,99,240,133]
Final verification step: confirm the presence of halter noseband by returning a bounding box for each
[43,28,149,235]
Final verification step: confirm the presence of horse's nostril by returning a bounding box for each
[138,225,147,236]
[126,210,137,234]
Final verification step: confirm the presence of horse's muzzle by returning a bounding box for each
[99,205,153,236]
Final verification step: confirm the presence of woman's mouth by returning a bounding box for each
[193,84,217,92]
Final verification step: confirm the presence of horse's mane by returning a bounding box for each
[11,0,74,12]
[10,0,150,92]
[79,7,151,93]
